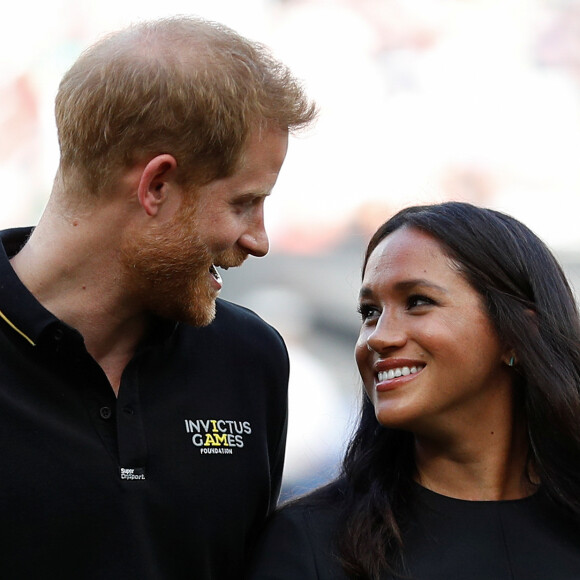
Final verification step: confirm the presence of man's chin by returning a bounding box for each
[182,300,217,328]
[151,296,217,328]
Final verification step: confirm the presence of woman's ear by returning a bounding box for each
[136,154,178,216]
[503,353,517,368]
[502,310,536,368]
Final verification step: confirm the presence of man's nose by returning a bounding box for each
[239,213,269,257]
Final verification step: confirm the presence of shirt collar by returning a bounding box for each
[0,227,178,349]
[0,227,61,347]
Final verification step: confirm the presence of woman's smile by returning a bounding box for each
[356,225,513,434]
[376,363,426,390]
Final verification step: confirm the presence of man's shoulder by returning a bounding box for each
[214,298,272,325]
[212,298,281,336]
[179,298,288,358]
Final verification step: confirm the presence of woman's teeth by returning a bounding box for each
[378,366,424,382]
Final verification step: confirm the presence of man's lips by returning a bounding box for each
[208,252,248,292]
[215,255,248,269]
[208,264,223,290]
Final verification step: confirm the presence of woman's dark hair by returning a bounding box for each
[338,201,580,579]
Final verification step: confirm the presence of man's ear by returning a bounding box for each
[136,154,178,216]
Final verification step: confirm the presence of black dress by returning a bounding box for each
[247,480,580,579]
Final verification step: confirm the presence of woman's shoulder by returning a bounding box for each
[263,480,346,543]
[279,479,346,515]
[246,481,348,579]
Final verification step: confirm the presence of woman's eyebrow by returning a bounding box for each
[358,278,448,300]
[393,279,448,294]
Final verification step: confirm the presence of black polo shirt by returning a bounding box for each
[0,227,289,579]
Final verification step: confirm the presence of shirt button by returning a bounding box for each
[53,328,64,341]
[99,406,112,420]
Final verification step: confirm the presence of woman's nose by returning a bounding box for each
[365,312,407,354]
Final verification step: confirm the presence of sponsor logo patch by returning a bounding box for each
[120,467,146,480]
[184,419,252,455]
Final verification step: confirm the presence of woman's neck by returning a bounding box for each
[413,408,538,501]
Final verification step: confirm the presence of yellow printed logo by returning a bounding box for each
[184,419,252,455]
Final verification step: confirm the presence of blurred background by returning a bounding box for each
[2,0,580,499]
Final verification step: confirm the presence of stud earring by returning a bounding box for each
[508,356,515,367]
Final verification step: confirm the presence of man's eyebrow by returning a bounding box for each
[234,190,271,201]
[358,278,448,300]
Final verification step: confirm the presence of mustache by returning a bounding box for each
[213,247,248,269]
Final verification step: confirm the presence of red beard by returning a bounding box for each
[120,201,246,327]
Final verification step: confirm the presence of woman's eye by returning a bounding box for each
[407,295,434,309]
[357,304,380,322]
